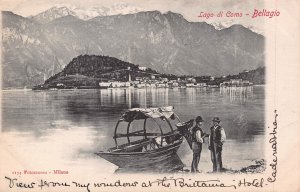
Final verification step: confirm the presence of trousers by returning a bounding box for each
[210,144,223,172]
[191,142,202,172]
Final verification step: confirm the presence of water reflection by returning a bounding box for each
[98,88,171,109]
[2,87,264,140]
[2,87,265,173]
[220,86,254,102]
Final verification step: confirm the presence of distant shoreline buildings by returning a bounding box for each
[32,64,261,90]
[34,72,254,90]
[98,76,253,89]
[220,79,253,87]
[99,75,209,89]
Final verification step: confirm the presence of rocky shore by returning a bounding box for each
[180,159,266,174]
[222,159,266,174]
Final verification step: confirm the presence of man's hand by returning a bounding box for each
[198,138,203,143]
[217,142,223,147]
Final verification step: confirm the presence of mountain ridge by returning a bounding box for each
[31,4,144,23]
[2,10,264,88]
[29,5,262,34]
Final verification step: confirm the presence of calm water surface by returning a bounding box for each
[1,86,264,174]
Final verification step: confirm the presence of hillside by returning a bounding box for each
[2,10,264,88]
[211,67,265,85]
[42,55,157,88]
[37,55,264,90]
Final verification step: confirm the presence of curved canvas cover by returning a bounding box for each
[121,106,175,122]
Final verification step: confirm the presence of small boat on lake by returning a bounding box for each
[95,106,193,169]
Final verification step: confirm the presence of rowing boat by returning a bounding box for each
[95,106,193,169]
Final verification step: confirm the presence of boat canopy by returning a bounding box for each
[120,106,175,122]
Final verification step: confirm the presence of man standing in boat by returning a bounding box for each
[209,117,226,172]
[191,116,208,173]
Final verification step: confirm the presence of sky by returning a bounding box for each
[0,0,266,32]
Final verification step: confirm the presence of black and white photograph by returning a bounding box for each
[0,0,299,191]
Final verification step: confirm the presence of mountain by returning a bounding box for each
[237,67,265,84]
[209,20,263,35]
[42,55,157,88]
[31,4,144,23]
[212,67,265,85]
[32,6,78,24]
[2,10,264,88]
[210,20,235,30]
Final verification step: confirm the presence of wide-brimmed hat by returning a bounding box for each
[212,117,221,122]
[195,116,203,122]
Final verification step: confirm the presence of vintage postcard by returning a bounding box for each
[0,0,299,191]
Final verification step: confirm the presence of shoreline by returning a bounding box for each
[2,84,265,91]
[177,159,266,174]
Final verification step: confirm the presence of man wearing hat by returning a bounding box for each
[209,117,226,172]
[191,116,208,173]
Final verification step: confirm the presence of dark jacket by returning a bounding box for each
[191,125,204,143]
[210,125,222,143]
[209,125,225,151]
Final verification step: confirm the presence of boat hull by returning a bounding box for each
[95,138,183,168]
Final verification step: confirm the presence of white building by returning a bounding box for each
[110,82,130,88]
[138,66,148,71]
[99,82,111,88]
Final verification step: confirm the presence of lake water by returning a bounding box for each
[1,86,264,174]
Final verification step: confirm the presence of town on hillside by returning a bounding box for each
[34,65,264,90]
[99,68,253,89]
